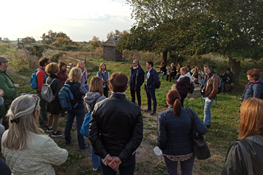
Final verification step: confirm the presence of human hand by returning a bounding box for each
[227,77,230,80]
[231,83,234,86]
[89,73,93,75]
[102,80,105,83]
[14,84,19,88]
[0,89,4,97]
[109,157,122,171]
[105,155,114,165]
[83,69,87,74]
[205,98,211,103]
[107,80,109,82]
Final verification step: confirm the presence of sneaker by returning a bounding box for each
[144,109,151,113]
[150,112,156,116]
[46,127,53,133]
[93,167,100,171]
[80,143,89,150]
[65,139,74,145]
[51,131,64,138]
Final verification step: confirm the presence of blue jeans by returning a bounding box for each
[164,155,195,175]
[92,146,101,169]
[101,153,136,175]
[85,85,89,92]
[0,157,11,175]
[64,107,86,149]
[146,88,157,113]
[202,96,214,126]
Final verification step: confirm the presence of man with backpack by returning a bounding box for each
[0,56,19,127]
[145,61,159,116]
[200,64,219,128]
[35,57,49,126]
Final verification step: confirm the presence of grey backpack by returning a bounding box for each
[41,78,57,103]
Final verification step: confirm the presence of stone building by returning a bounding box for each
[103,37,122,61]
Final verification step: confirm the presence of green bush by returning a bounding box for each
[50,52,65,63]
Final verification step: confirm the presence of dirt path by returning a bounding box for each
[7,68,30,82]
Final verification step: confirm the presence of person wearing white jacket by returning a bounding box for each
[1,94,68,175]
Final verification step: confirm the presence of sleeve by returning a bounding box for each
[87,71,91,79]
[191,109,207,135]
[221,142,246,175]
[0,75,17,97]
[0,97,4,106]
[42,138,68,166]
[208,76,219,100]
[150,70,158,87]
[107,72,110,81]
[157,114,167,150]
[139,69,145,86]
[89,107,109,159]
[79,84,88,95]
[96,72,100,77]
[118,112,143,161]
[55,79,63,95]
[37,70,45,91]
[253,84,262,98]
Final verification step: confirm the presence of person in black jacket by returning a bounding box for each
[166,63,176,82]
[145,61,158,115]
[45,63,64,137]
[221,68,235,92]
[222,98,263,175]
[129,59,145,107]
[89,72,143,175]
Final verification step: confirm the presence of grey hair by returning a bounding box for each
[3,94,44,150]
[6,95,40,121]
[133,59,139,65]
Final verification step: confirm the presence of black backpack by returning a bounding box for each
[211,74,224,94]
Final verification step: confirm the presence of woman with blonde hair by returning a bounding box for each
[76,61,93,91]
[156,89,206,175]
[84,76,106,171]
[1,94,68,175]
[64,67,89,150]
[45,62,64,137]
[97,63,110,97]
[222,98,263,175]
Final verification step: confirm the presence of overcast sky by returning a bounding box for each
[1,0,134,41]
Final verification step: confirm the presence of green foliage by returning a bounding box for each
[50,52,65,63]
[21,37,36,44]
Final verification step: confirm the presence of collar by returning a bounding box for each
[133,66,139,69]
[112,92,126,95]
[148,68,153,72]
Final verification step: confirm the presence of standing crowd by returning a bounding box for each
[0,55,263,175]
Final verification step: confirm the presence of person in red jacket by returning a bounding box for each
[57,62,68,85]
[36,57,49,126]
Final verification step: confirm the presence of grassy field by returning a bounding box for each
[1,46,262,174]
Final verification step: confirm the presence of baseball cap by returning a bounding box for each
[0,56,10,62]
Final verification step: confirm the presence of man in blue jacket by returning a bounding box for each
[145,61,158,115]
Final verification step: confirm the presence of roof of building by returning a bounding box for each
[103,37,119,47]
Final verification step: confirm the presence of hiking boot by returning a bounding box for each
[144,109,151,113]
[65,139,74,145]
[80,143,89,151]
[51,131,64,138]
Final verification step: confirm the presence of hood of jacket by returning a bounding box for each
[85,92,102,105]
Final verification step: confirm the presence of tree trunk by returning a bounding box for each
[229,57,240,84]
[163,51,168,66]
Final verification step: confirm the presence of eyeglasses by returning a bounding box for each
[20,93,40,111]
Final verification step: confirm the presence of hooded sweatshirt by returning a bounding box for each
[84,92,106,111]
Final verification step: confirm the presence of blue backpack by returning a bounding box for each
[80,96,99,137]
[58,83,78,111]
[30,68,47,90]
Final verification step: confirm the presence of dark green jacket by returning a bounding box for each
[0,70,18,118]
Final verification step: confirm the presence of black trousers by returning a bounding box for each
[104,86,109,98]
[130,86,141,107]
[166,73,175,82]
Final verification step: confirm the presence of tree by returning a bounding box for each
[126,0,263,83]
[90,36,102,48]
[21,37,36,44]
[41,30,77,46]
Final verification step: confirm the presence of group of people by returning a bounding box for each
[0,54,263,175]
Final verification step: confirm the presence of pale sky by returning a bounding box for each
[0,0,134,41]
